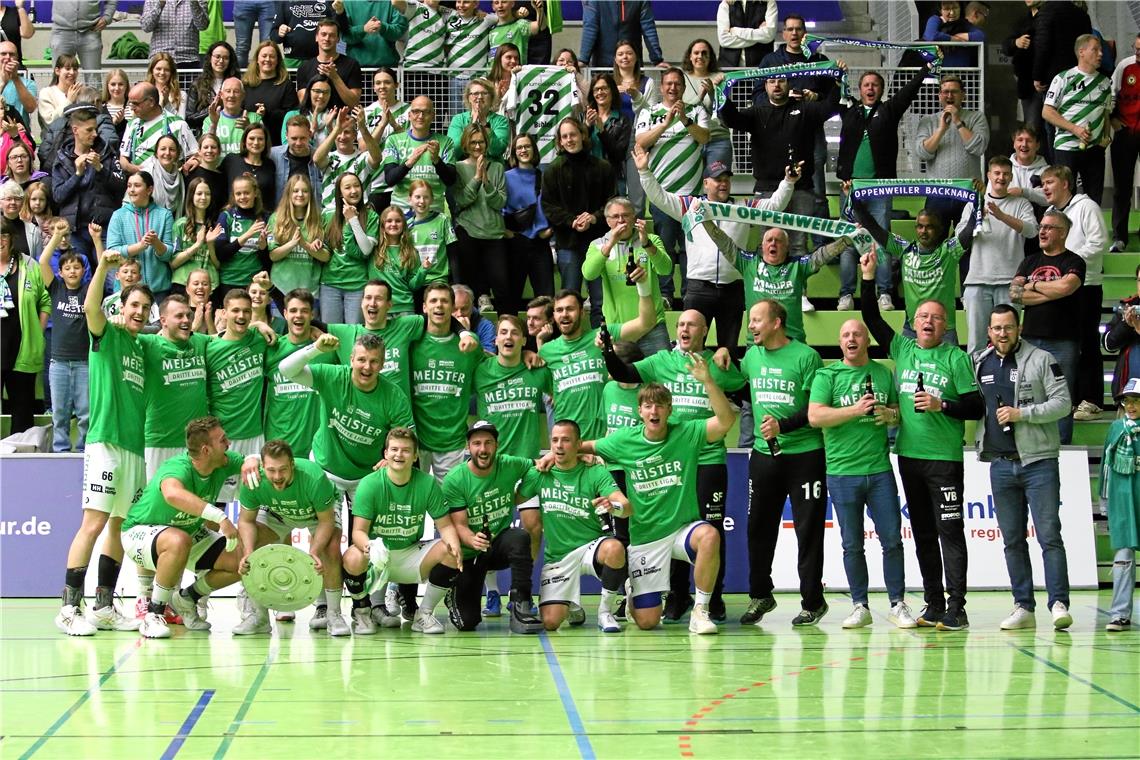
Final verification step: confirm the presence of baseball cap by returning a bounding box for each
[1116,377,1140,401]
[704,160,733,179]
[466,420,499,440]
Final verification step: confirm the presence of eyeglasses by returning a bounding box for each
[469,91,490,98]
[988,325,1018,333]
[310,88,331,95]
[409,108,431,116]
[1038,224,1063,231]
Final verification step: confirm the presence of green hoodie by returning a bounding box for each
[340,1,409,67]
[7,253,50,373]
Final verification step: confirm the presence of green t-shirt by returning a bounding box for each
[123,451,243,532]
[884,235,965,333]
[352,467,448,549]
[320,208,377,290]
[366,247,427,314]
[139,332,210,449]
[890,333,978,462]
[205,331,267,440]
[538,329,606,441]
[442,454,534,558]
[328,314,426,398]
[475,357,551,458]
[171,217,219,288]
[593,419,706,544]
[634,347,746,465]
[87,324,147,455]
[263,338,335,458]
[518,463,618,563]
[267,212,325,294]
[852,107,876,178]
[488,18,531,64]
[735,253,814,342]
[407,212,454,282]
[218,211,268,287]
[582,233,670,327]
[739,339,824,455]
[208,111,264,155]
[381,131,456,215]
[808,360,898,475]
[603,380,641,435]
[308,363,415,481]
[409,332,483,453]
[238,458,336,522]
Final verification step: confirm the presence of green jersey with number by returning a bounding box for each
[206,331,267,440]
[407,212,453,282]
[883,235,964,333]
[489,18,530,64]
[402,1,446,68]
[512,66,577,165]
[139,332,210,449]
[475,356,551,458]
[364,101,410,194]
[410,332,483,453]
[238,458,336,522]
[320,150,375,210]
[308,363,415,481]
[808,360,898,475]
[207,112,263,156]
[890,333,977,462]
[518,463,618,563]
[593,419,706,544]
[382,131,456,216]
[87,324,148,455]
[735,253,814,341]
[123,451,243,532]
[635,103,709,195]
[740,339,823,455]
[444,11,496,73]
[442,454,533,558]
[353,467,448,549]
[263,338,334,458]
[1044,67,1113,151]
[539,329,606,441]
[218,211,268,287]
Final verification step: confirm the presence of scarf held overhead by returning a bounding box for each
[848,178,981,229]
[713,60,848,110]
[804,34,943,73]
[682,200,876,253]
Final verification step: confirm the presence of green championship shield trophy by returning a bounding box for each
[242,544,322,612]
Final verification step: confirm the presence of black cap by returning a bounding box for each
[466,420,499,440]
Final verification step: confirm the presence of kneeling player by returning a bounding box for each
[342,428,464,635]
[519,420,631,633]
[234,440,349,636]
[121,417,260,638]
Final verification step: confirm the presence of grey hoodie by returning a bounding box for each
[51,1,116,32]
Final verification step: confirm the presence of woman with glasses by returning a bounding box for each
[447,78,510,162]
[281,75,336,149]
[585,73,631,194]
[186,41,240,133]
[454,124,507,312]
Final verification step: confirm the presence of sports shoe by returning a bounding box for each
[1109,240,1126,253]
[327,610,351,637]
[841,604,872,629]
[352,607,378,635]
[597,610,621,633]
[197,596,209,622]
[888,601,917,629]
[916,605,943,627]
[477,294,494,313]
[275,610,295,622]
[55,605,97,636]
[89,604,141,631]
[1050,601,1073,630]
[613,596,628,622]
[309,605,328,630]
[1000,605,1035,630]
[509,594,543,634]
[662,592,693,624]
[688,603,718,635]
[232,611,271,635]
[412,609,445,634]
[1072,401,1103,421]
[709,597,727,623]
[567,602,587,627]
[791,601,829,627]
[171,591,211,631]
[384,584,400,616]
[139,611,171,639]
[837,294,854,311]
[740,597,777,625]
[1105,617,1131,632]
[936,606,969,631]
[483,589,502,617]
[135,596,149,619]
[801,295,816,313]
[878,293,895,311]
[371,605,402,628]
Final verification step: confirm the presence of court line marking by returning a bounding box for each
[17,637,143,760]
[213,639,279,759]
[160,689,215,760]
[539,632,596,760]
[1013,646,1140,713]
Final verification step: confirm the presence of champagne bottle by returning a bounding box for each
[996,394,1013,434]
[914,372,926,414]
[864,374,875,417]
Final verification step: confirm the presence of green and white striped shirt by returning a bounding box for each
[320,150,377,210]
[635,103,709,195]
[364,100,410,195]
[509,66,578,165]
[445,11,497,75]
[1044,66,1114,151]
[402,0,448,68]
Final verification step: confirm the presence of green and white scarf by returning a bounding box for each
[805,34,943,73]
[682,200,876,253]
[713,60,848,111]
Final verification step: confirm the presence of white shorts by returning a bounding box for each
[628,521,706,599]
[256,507,342,540]
[539,537,610,606]
[419,448,466,483]
[517,495,540,512]
[82,443,145,518]
[122,523,224,573]
[384,539,439,584]
[145,446,183,479]
[217,436,264,503]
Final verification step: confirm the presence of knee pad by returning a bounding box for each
[428,563,461,588]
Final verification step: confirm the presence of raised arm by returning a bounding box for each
[859,247,896,349]
[85,247,119,338]
[689,352,736,442]
[279,332,340,386]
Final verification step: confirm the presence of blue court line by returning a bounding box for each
[160,689,215,760]
[213,640,279,759]
[1014,646,1140,713]
[539,632,596,760]
[17,638,142,759]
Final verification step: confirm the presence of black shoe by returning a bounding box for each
[509,592,543,634]
[397,587,418,620]
[444,588,465,631]
[916,605,944,628]
[662,592,693,624]
[709,597,727,623]
[791,601,829,627]
[936,606,969,631]
[613,596,628,622]
[740,597,777,625]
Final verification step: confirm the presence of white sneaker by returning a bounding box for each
[477,294,494,313]
[801,295,816,313]
[135,596,149,620]
[688,603,718,635]
[888,601,917,629]
[232,611,271,635]
[412,609,445,634]
[55,605,97,636]
[1051,601,1073,630]
[1109,240,1126,253]
[384,584,400,616]
[309,605,328,630]
[1000,605,1036,630]
[352,607,378,635]
[842,604,872,629]
[837,294,854,311]
[140,611,172,638]
[371,605,401,628]
[878,293,895,311]
[1072,401,1103,421]
[170,591,211,631]
[327,610,352,637]
[89,604,142,631]
[597,610,621,633]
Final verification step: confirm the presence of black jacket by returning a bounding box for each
[51,133,126,228]
[718,0,774,67]
[271,1,340,61]
[37,109,120,178]
[1031,1,1091,85]
[1104,295,1140,401]
[835,65,927,181]
[590,114,631,181]
[1001,9,1037,100]
[541,150,615,251]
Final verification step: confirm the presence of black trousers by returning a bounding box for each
[506,232,554,315]
[669,463,727,605]
[1076,285,1104,407]
[747,448,827,610]
[454,226,509,307]
[1110,129,1140,242]
[898,456,967,611]
[1055,146,1106,205]
[684,279,745,350]
[450,527,533,630]
[0,368,37,433]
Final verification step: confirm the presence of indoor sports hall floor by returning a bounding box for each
[1,591,1137,759]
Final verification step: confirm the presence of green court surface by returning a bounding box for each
[1,593,1136,759]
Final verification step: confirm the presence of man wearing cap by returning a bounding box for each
[1100,377,1140,632]
[972,304,1074,631]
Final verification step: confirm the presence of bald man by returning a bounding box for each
[808,319,914,629]
[206,77,263,156]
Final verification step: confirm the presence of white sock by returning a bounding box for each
[421,583,446,614]
[137,573,154,599]
[600,588,617,615]
[485,572,500,594]
[695,588,712,607]
[324,588,341,614]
